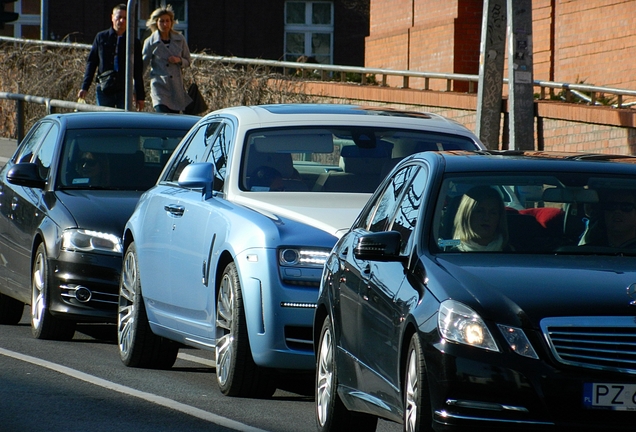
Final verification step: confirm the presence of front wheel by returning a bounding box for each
[215,262,274,398]
[315,316,378,432]
[404,333,433,432]
[31,243,76,340]
[118,242,178,369]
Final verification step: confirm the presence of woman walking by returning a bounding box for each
[143,5,192,113]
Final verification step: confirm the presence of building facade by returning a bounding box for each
[0,0,370,66]
[365,0,636,93]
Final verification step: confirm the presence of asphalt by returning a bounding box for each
[0,137,18,165]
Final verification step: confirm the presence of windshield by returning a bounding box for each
[58,129,185,191]
[433,172,636,255]
[241,127,478,193]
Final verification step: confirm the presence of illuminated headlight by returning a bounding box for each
[497,324,539,359]
[61,229,122,254]
[438,300,499,352]
[278,247,330,268]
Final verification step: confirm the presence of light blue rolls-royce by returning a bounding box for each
[117,104,484,397]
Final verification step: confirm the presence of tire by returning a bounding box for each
[215,262,275,398]
[404,334,433,432]
[0,292,25,325]
[315,317,378,432]
[118,242,178,369]
[31,243,76,340]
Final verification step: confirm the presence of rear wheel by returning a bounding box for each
[215,262,275,397]
[315,316,378,432]
[118,242,178,369]
[31,243,76,340]
[0,293,24,325]
[404,334,433,432]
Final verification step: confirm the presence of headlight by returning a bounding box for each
[278,247,330,268]
[438,300,499,352]
[497,324,539,359]
[61,229,122,254]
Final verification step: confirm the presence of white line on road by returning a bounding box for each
[178,352,216,368]
[0,347,267,432]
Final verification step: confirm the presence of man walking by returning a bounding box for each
[78,3,145,110]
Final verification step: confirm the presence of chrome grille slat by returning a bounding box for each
[541,316,636,375]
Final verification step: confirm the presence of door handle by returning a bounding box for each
[164,204,185,217]
[11,196,18,211]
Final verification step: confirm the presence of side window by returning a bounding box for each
[165,121,220,182]
[363,164,419,233]
[15,121,53,163]
[390,166,427,254]
[32,124,60,180]
[205,122,232,191]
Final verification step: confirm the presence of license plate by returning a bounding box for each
[583,383,636,411]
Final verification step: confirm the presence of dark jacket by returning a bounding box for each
[81,28,146,100]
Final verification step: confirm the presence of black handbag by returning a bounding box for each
[97,70,120,95]
[185,82,208,115]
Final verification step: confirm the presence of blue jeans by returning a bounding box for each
[96,86,125,109]
[154,104,180,114]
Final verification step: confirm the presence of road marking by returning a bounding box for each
[178,352,216,368]
[0,347,267,432]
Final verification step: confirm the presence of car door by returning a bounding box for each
[137,121,222,332]
[355,164,427,401]
[168,121,232,339]
[3,122,60,297]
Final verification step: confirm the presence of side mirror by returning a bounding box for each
[178,162,215,200]
[7,163,46,189]
[354,231,404,262]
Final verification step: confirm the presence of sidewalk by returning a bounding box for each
[0,137,18,165]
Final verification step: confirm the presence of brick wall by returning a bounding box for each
[369,0,636,91]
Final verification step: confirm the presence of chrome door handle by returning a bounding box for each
[164,204,185,217]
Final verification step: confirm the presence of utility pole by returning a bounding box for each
[476,0,507,150]
[125,0,137,111]
[507,0,534,150]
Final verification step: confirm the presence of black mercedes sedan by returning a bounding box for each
[314,150,636,432]
[0,111,198,340]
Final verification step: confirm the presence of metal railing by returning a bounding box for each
[2,35,636,140]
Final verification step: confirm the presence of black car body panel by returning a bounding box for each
[315,151,636,431]
[0,111,198,326]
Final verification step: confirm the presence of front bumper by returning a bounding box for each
[47,250,120,322]
[426,338,635,431]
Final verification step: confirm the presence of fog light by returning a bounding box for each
[75,286,92,302]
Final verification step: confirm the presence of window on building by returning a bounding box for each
[138,0,188,41]
[1,0,41,39]
[284,1,333,64]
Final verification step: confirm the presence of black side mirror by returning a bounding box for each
[7,163,46,189]
[354,231,404,262]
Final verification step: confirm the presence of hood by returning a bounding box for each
[232,192,371,238]
[431,254,636,328]
[55,190,143,236]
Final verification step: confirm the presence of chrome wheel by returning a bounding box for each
[215,270,234,388]
[118,247,138,359]
[403,334,432,432]
[117,241,178,369]
[31,249,46,331]
[316,320,334,427]
[405,346,419,432]
[30,243,75,340]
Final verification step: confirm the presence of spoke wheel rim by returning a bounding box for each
[316,325,333,427]
[215,273,234,386]
[405,348,419,432]
[31,251,45,329]
[118,250,137,356]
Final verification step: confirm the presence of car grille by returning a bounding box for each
[541,316,636,375]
